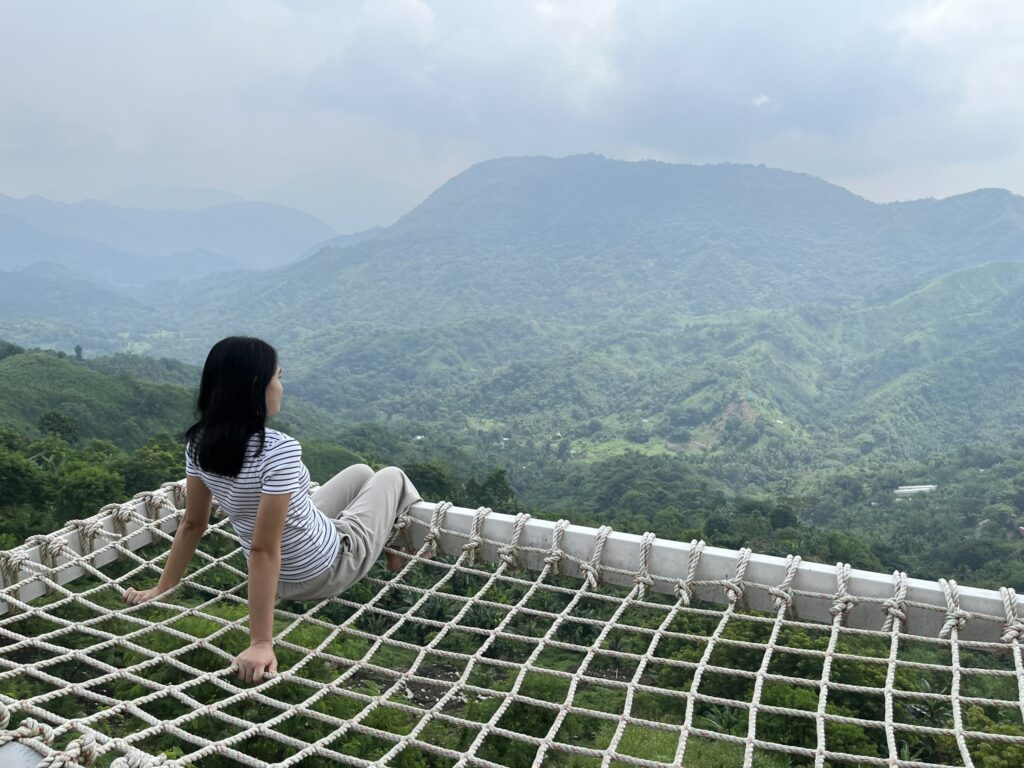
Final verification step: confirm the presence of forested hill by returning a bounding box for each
[1,155,1022,525]
[175,156,1024,331]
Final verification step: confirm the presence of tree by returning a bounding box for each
[117,433,183,494]
[0,448,46,506]
[38,410,79,444]
[56,462,126,521]
[405,460,465,504]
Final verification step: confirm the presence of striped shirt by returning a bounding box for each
[185,429,340,582]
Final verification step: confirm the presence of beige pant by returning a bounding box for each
[276,464,421,600]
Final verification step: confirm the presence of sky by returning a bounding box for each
[1,0,1023,233]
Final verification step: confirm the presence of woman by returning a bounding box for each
[123,336,421,684]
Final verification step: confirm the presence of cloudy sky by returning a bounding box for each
[1,0,1022,232]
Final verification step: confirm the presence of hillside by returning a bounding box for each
[0,349,194,448]
[1,156,1022,494]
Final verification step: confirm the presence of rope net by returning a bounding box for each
[1,482,1023,767]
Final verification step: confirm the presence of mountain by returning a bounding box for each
[0,348,195,448]
[3,155,1024,492]
[0,345,357,450]
[101,185,246,211]
[165,155,1024,335]
[303,226,385,258]
[0,194,337,272]
[0,214,243,284]
[0,213,138,274]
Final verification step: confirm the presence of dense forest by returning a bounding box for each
[2,342,1022,591]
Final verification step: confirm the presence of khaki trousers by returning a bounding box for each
[276,464,421,600]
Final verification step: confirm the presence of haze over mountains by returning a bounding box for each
[2,154,1023,493]
[0,192,339,284]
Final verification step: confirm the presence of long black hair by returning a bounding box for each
[185,336,278,477]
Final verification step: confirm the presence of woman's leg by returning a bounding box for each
[332,466,422,587]
[311,463,374,519]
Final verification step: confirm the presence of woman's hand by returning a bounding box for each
[123,586,166,606]
[235,642,278,684]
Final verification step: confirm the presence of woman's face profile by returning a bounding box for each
[266,366,283,417]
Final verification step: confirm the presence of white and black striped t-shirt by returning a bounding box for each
[185,429,340,582]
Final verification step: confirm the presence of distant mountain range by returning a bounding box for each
[0,193,338,284]
[2,155,1023,490]
[101,184,246,211]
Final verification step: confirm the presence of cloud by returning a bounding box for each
[0,0,1022,227]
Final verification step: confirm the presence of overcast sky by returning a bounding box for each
[1,0,1022,232]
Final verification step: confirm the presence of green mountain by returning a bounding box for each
[0,349,194,448]
[1,155,1023,497]
[0,347,354,451]
[156,157,1024,336]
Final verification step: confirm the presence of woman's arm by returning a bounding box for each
[233,491,289,683]
[124,476,213,605]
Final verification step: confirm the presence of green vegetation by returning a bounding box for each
[2,340,1022,587]
[2,157,1023,763]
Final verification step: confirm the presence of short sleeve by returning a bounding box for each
[260,437,304,495]
[185,443,200,477]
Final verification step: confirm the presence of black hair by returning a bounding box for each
[185,336,278,477]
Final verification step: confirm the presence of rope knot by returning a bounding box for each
[497,544,518,567]
[135,491,173,521]
[941,608,969,638]
[769,555,801,613]
[673,540,705,607]
[461,507,491,567]
[39,535,71,568]
[583,525,612,585]
[881,571,908,632]
[768,585,793,611]
[999,587,1023,643]
[881,598,906,623]
[724,578,745,604]
[109,503,137,537]
[68,518,105,555]
[42,733,98,767]
[543,520,570,575]
[938,578,968,639]
[830,594,857,617]
[112,754,168,768]
[829,562,854,618]
[161,479,187,509]
[578,561,599,584]
[673,579,694,606]
[10,717,55,745]
[633,532,655,599]
[422,530,439,550]
[724,548,752,605]
[0,551,31,585]
[1002,621,1024,644]
[0,701,9,729]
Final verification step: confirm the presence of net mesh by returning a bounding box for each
[0,482,1023,768]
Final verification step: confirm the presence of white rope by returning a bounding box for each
[743,554,800,767]
[814,562,851,768]
[0,487,1022,767]
[675,547,751,765]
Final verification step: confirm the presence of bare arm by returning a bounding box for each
[234,491,289,683]
[124,476,212,605]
